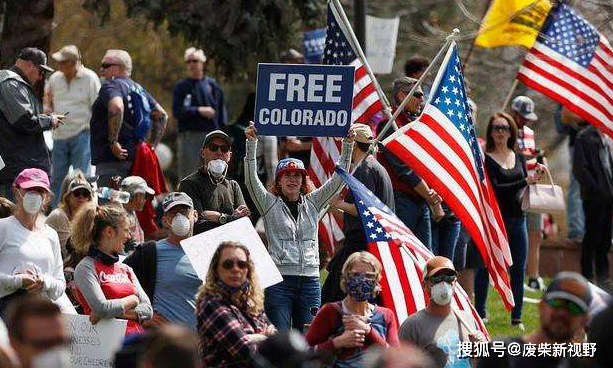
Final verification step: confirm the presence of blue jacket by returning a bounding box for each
[172,77,228,133]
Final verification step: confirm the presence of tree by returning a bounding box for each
[82,0,326,79]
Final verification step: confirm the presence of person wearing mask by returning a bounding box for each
[6,295,71,368]
[120,175,155,246]
[475,113,542,330]
[180,130,250,234]
[173,47,228,181]
[71,204,153,335]
[45,170,93,256]
[478,272,592,368]
[44,45,100,208]
[244,122,354,331]
[124,192,200,328]
[196,241,275,368]
[0,168,65,317]
[323,124,394,303]
[306,252,399,367]
[0,48,64,200]
[399,256,484,368]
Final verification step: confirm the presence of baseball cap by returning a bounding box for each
[275,158,307,178]
[67,177,93,194]
[120,176,155,196]
[162,192,194,212]
[511,96,538,121]
[17,47,54,73]
[13,168,51,192]
[353,123,374,144]
[424,256,457,280]
[544,271,592,313]
[202,130,232,148]
[51,45,80,63]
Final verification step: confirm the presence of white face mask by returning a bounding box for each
[431,282,454,306]
[22,192,43,215]
[207,159,227,177]
[171,213,192,238]
[32,346,71,368]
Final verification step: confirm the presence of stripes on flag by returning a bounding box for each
[518,3,613,137]
[308,3,383,255]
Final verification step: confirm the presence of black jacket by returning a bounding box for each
[123,241,157,301]
[573,125,613,203]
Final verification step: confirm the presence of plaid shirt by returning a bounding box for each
[197,295,272,368]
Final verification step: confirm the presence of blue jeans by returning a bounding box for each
[264,276,320,333]
[395,194,432,250]
[474,215,528,320]
[431,217,461,260]
[51,130,91,207]
[567,148,584,239]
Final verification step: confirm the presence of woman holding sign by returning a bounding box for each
[72,204,153,335]
[244,122,355,332]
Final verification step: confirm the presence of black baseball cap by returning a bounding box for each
[17,47,54,73]
[544,271,592,313]
[202,130,232,148]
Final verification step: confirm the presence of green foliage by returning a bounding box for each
[82,0,326,79]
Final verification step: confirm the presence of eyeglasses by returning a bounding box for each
[413,91,424,99]
[428,274,457,284]
[546,298,585,316]
[492,125,511,132]
[221,259,249,270]
[186,59,200,64]
[72,189,91,199]
[207,143,230,153]
[101,63,120,69]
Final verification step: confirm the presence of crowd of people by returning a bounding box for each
[0,43,611,368]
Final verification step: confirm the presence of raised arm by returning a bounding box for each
[244,123,277,216]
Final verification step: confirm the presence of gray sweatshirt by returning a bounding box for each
[244,138,353,277]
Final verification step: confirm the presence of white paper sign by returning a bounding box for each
[63,314,127,368]
[180,217,283,288]
[366,15,400,74]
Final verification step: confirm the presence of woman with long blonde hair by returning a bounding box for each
[196,241,275,368]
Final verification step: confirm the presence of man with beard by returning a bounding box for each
[477,271,592,368]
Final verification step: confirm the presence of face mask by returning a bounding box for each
[171,213,191,237]
[345,274,376,302]
[32,346,71,368]
[207,159,227,177]
[22,192,43,215]
[431,282,454,306]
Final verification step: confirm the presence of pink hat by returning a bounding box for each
[14,168,51,192]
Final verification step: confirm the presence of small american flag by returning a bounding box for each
[335,166,489,338]
[309,3,383,255]
[518,3,613,136]
[383,43,515,310]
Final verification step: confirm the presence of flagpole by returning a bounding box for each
[376,29,460,141]
[462,0,494,72]
[501,79,519,111]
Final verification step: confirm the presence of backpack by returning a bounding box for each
[118,79,152,141]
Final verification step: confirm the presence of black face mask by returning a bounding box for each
[88,247,119,266]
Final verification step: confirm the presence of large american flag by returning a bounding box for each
[335,166,489,338]
[382,43,515,310]
[518,3,613,136]
[309,3,384,255]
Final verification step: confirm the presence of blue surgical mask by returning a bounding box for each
[345,274,376,302]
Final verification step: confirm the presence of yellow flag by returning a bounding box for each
[475,0,552,49]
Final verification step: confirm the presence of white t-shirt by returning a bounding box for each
[0,216,65,300]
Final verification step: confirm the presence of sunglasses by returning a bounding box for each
[428,274,457,284]
[546,298,585,316]
[492,125,510,132]
[207,143,230,153]
[72,189,91,199]
[413,91,424,99]
[221,259,249,270]
[186,59,200,64]
[101,63,120,69]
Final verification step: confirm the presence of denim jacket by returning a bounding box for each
[245,139,352,277]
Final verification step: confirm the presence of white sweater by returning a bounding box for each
[0,216,65,300]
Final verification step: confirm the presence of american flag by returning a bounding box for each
[309,3,384,255]
[382,43,515,310]
[335,166,489,338]
[518,3,613,136]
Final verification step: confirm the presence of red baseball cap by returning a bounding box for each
[14,168,51,192]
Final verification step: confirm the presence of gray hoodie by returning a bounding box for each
[245,138,352,277]
[0,67,52,183]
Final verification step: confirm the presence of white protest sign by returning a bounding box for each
[366,15,400,74]
[64,314,127,368]
[180,217,282,288]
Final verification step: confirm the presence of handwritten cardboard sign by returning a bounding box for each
[64,314,127,368]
